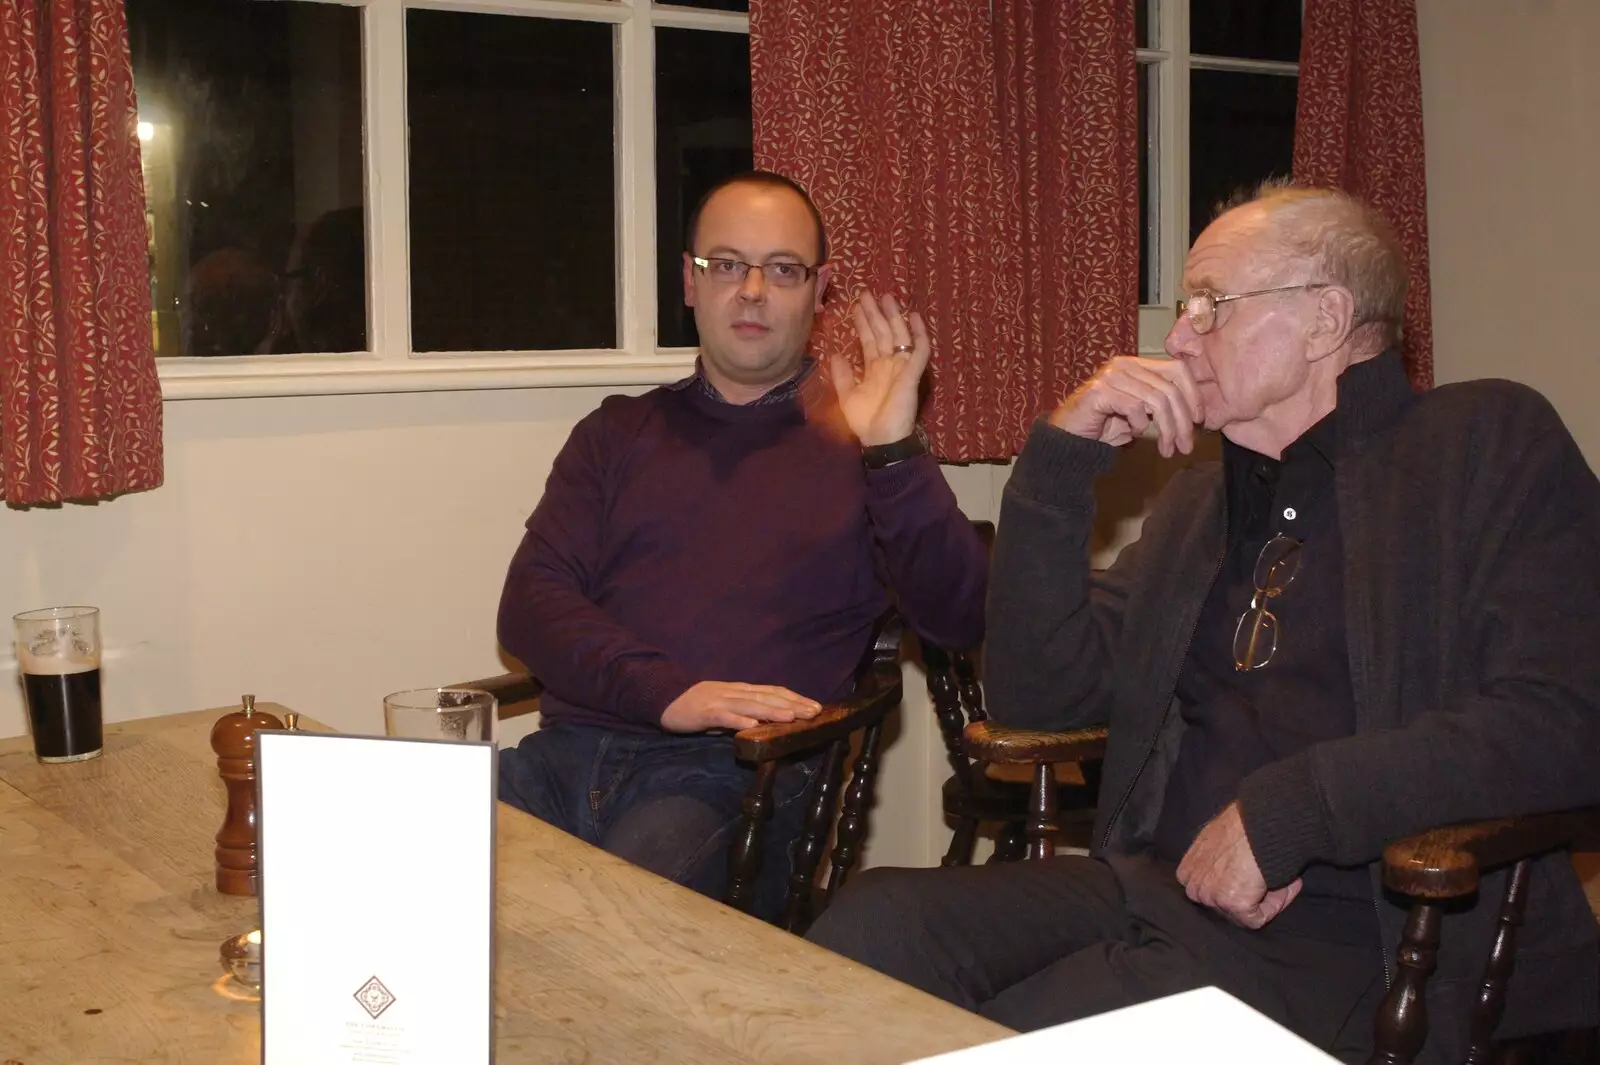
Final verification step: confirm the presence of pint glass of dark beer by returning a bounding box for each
[14,606,103,763]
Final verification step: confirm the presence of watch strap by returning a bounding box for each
[861,425,931,469]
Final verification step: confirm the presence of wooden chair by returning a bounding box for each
[964,719,1600,1064]
[922,520,1107,866]
[923,645,1106,863]
[453,614,904,935]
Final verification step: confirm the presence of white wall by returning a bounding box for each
[1418,0,1600,466]
[0,387,610,738]
[0,383,1015,870]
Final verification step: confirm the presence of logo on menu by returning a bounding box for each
[353,975,397,1019]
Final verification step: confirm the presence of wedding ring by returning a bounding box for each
[891,344,914,355]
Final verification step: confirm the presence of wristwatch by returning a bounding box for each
[861,425,931,469]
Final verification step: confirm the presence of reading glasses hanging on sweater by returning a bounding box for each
[1233,534,1304,672]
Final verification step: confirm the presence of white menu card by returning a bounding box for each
[258,731,495,1065]
[905,986,1340,1064]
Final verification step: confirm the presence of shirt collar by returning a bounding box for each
[665,356,816,407]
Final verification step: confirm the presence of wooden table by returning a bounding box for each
[0,708,1011,1064]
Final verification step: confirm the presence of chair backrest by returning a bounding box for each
[459,612,905,933]
[922,639,987,792]
[921,520,994,793]
[730,610,905,933]
[457,672,543,719]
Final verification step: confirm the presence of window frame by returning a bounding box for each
[156,0,749,400]
[154,0,1298,395]
[1136,0,1301,353]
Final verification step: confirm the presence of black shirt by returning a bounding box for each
[1153,363,1384,944]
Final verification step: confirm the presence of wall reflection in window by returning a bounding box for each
[127,0,364,356]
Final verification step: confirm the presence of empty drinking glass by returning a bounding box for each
[382,688,495,743]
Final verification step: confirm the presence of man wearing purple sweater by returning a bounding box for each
[495,171,988,918]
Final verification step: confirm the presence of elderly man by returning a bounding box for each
[496,171,987,919]
[806,183,1600,1063]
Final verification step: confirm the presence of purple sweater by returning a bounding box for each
[497,369,988,733]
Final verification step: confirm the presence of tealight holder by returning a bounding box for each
[220,928,262,990]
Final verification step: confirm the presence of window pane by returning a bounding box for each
[1137,62,1158,305]
[408,11,615,352]
[655,28,753,349]
[659,0,750,11]
[126,0,364,357]
[1189,70,1297,245]
[1136,0,1156,49]
[1191,0,1301,63]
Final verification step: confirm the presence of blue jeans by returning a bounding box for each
[498,723,817,922]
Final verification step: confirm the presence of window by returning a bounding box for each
[1137,0,1302,351]
[126,0,753,398]
[654,27,753,349]
[129,0,1287,393]
[127,0,365,359]
[406,9,617,352]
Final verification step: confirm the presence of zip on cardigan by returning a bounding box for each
[1098,547,1226,852]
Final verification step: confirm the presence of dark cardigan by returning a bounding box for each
[986,351,1600,1056]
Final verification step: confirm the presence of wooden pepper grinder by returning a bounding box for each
[211,694,283,896]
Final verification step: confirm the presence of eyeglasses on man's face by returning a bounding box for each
[1177,282,1329,335]
[1233,534,1303,672]
[691,255,822,289]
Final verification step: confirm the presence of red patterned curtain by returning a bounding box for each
[751,0,1137,461]
[0,0,163,506]
[1292,0,1432,389]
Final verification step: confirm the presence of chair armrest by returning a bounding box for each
[451,672,544,720]
[963,721,1108,765]
[1382,809,1600,900]
[733,666,903,763]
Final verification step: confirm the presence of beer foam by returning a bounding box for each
[17,646,99,675]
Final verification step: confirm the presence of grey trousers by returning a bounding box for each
[806,853,1391,1064]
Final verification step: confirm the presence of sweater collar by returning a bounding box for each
[1333,348,1415,454]
[666,356,816,407]
[1223,348,1414,469]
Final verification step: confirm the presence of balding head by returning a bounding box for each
[1166,182,1410,456]
[1221,181,1408,352]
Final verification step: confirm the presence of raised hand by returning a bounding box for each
[830,293,931,447]
[1049,355,1206,458]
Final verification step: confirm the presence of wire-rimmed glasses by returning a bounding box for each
[1178,283,1328,335]
[1232,534,1303,672]
[691,255,822,288]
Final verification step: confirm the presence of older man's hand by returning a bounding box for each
[1049,355,1205,458]
[1175,802,1303,929]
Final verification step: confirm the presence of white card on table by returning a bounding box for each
[258,731,496,1065]
[905,986,1340,1064]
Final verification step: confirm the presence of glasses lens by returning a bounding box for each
[1253,535,1302,594]
[1233,605,1280,671]
[1187,292,1216,334]
[763,263,807,288]
[703,258,749,283]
